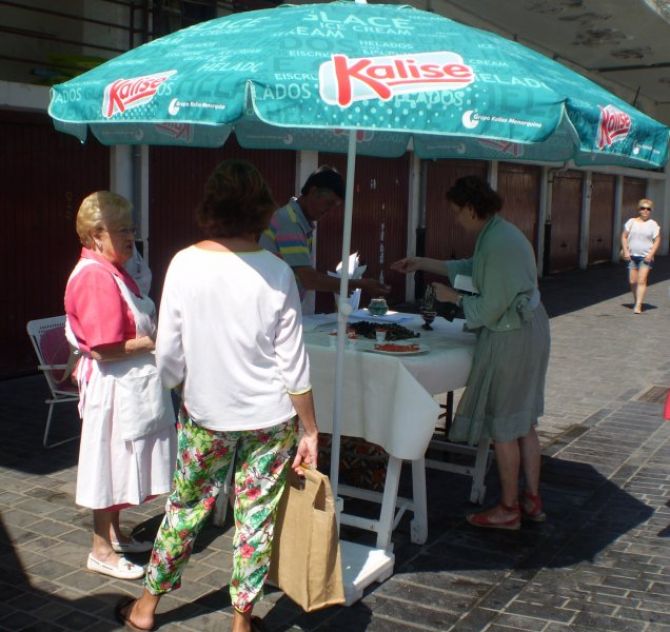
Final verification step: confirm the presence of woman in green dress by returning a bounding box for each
[392,175,550,530]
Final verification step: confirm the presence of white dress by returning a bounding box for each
[66,259,177,510]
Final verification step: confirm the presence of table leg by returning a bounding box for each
[410,458,428,544]
[376,456,402,551]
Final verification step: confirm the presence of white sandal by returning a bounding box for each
[86,553,145,580]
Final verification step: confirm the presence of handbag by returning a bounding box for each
[268,467,345,612]
[663,390,670,421]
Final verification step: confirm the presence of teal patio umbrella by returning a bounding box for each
[48,0,669,508]
[49,1,669,167]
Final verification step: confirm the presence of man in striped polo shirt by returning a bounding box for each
[260,165,389,312]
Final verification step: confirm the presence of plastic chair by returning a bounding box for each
[26,316,80,448]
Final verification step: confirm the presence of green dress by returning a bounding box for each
[446,215,550,445]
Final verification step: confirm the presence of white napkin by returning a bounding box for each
[329,252,367,311]
[328,252,367,280]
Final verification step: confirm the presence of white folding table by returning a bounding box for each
[304,313,491,551]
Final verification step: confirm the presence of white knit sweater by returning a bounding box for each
[156,245,311,431]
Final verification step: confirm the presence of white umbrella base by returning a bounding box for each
[340,540,395,605]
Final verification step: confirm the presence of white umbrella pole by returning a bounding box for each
[329,134,395,607]
[330,130,357,500]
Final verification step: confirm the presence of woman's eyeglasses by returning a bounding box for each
[639,206,652,211]
[106,226,136,236]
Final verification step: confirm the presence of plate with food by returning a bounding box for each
[368,342,429,356]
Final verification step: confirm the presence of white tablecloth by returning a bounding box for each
[304,314,476,461]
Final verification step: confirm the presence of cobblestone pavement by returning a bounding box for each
[1,259,669,631]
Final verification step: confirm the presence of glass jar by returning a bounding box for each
[368,297,389,317]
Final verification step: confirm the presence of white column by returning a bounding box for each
[612,175,624,262]
[110,145,149,258]
[109,145,133,201]
[295,150,319,194]
[488,160,498,189]
[579,171,592,270]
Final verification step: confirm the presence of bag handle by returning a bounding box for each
[287,467,333,511]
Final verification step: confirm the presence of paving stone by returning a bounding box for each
[572,610,647,631]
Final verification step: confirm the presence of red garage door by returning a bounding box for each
[497,162,541,249]
[0,110,109,378]
[589,173,615,264]
[549,170,583,273]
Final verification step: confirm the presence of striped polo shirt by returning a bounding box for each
[260,198,314,300]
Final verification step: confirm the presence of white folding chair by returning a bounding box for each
[26,315,80,448]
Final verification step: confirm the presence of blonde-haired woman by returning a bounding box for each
[621,198,660,314]
[65,191,177,579]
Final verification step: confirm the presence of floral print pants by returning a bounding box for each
[144,413,297,613]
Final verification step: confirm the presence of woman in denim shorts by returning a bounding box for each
[621,198,661,314]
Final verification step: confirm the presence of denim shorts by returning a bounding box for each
[628,255,653,271]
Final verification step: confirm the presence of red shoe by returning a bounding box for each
[521,491,546,522]
[466,503,521,531]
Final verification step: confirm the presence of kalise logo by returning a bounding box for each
[597,105,631,149]
[103,70,176,118]
[319,52,474,108]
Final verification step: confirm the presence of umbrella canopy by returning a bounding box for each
[49,1,669,169]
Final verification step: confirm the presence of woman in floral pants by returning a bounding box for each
[146,413,297,608]
[115,160,318,632]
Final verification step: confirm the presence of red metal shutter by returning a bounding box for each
[0,110,109,377]
[549,170,583,273]
[589,173,615,264]
[497,162,541,250]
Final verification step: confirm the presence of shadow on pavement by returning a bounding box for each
[0,375,79,474]
[540,257,670,318]
[391,454,654,578]
[0,513,124,631]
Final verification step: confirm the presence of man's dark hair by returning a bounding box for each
[301,165,345,199]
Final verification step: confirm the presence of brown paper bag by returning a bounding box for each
[268,467,345,611]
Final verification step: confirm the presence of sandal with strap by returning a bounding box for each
[522,491,546,522]
[466,503,521,531]
[114,597,157,631]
